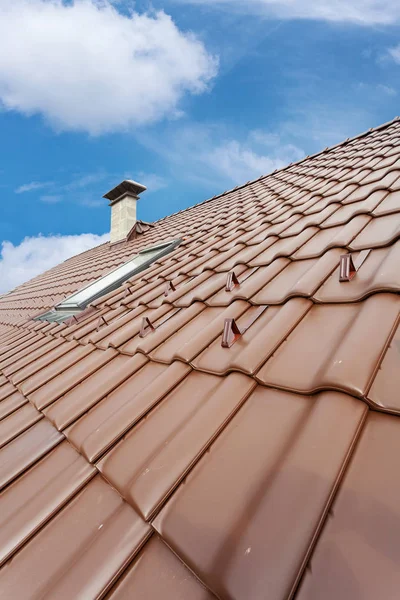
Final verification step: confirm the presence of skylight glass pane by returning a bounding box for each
[55,239,180,311]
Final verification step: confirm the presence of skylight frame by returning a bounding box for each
[35,239,181,322]
[56,239,181,311]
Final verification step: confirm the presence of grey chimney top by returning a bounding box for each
[103,179,147,204]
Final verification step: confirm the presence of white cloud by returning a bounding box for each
[136,173,169,193]
[15,173,106,196]
[15,181,52,194]
[280,103,374,149]
[79,198,105,208]
[175,0,400,25]
[389,45,400,64]
[0,232,109,293]
[64,172,108,190]
[143,124,305,186]
[205,138,304,183]
[377,84,397,96]
[248,130,281,147]
[40,194,63,203]
[0,1,218,134]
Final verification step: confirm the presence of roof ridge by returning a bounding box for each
[152,115,400,226]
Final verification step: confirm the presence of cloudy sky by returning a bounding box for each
[0,0,399,292]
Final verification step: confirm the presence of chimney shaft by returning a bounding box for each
[103,180,147,243]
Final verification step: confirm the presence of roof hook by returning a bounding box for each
[139,317,156,338]
[164,281,176,297]
[221,306,268,348]
[64,315,79,326]
[96,316,108,331]
[225,271,240,292]
[221,318,242,348]
[339,249,371,282]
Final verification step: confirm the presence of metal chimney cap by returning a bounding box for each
[103,179,147,203]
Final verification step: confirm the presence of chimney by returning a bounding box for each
[103,179,147,243]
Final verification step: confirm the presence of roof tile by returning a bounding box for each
[372,189,400,216]
[153,386,366,600]
[0,389,27,421]
[367,320,400,412]
[66,361,190,463]
[0,476,150,599]
[0,440,95,567]
[119,303,203,357]
[149,302,254,364]
[27,348,118,410]
[42,354,146,431]
[98,371,255,520]
[0,420,63,492]
[17,343,93,396]
[292,215,370,259]
[251,249,342,304]
[320,190,387,227]
[314,241,400,303]
[296,412,400,600]
[340,171,400,205]
[279,204,341,237]
[106,535,216,599]
[0,403,43,449]
[193,298,311,375]
[9,339,76,386]
[349,211,400,249]
[249,228,318,267]
[256,293,399,396]
[207,261,287,306]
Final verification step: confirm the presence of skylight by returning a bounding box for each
[35,239,181,322]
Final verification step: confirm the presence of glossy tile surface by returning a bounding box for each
[0,441,95,567]
[154,387,366,600]
[106,535,216,599]
[297,413,400,600]
[99,371,255,520]
[256,294,399,397]
[0,476,150,598]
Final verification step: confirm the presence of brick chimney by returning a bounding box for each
[103,179,147,244]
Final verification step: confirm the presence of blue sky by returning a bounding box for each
[0,0,399,292]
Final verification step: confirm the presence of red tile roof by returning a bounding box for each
[0,117,400,598]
